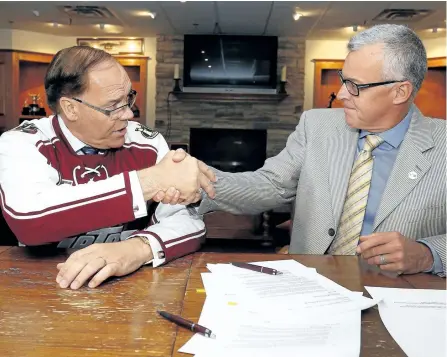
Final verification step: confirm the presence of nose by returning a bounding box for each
[336,83,350,101]
[120,106,134,121]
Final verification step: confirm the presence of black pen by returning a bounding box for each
[158,311,216,339]
[230,262,283,275]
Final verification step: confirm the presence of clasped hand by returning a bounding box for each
[152,149,216,205]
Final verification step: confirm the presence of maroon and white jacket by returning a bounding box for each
[0,116,205,267]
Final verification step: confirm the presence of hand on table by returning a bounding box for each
[56,239,151,289]
[356,232,434,274]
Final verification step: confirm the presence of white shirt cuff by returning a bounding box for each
[144,234,166,267]
[129,170,147,219]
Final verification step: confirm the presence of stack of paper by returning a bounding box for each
[366,286,446,357]
[180,260,378,357]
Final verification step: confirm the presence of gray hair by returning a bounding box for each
[348,24,427,99]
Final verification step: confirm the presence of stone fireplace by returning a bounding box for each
[155,35,305,158]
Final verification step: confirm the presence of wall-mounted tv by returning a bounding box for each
[183,35,278,94]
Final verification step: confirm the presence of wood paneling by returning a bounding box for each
[0,50,149,129]
[313,59,344,109]
[414,57,446,119]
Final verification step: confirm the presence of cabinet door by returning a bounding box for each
[414,59,446,119]
[0,52,14,131]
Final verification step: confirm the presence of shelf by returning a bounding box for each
[171,91,288,103]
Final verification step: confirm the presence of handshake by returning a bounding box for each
[137,149,216,205]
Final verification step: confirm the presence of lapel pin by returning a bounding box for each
[408,171,418,180]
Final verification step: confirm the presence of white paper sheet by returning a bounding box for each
[204,260,377,313]
[179,297,361,357]
[365,286,446,357]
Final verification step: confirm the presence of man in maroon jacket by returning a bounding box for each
[0,46,215,289]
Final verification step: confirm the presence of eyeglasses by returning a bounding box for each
[338,70,404,97]
[72,89,137,120]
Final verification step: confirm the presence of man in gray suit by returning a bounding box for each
[169,24,445,277]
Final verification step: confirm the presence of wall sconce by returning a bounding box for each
[432,27,438,33]
[99,23,105,30]
[353,25,358,32]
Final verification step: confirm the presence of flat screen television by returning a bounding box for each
[183,35,278,94]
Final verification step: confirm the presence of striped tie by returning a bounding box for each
[328,135,384,255]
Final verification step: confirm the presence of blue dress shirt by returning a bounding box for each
[357,107,442,273]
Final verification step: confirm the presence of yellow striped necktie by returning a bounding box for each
[328,134,384,255]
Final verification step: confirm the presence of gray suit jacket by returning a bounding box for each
[199,107,446,276]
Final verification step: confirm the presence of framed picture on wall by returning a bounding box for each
[76,38,144,55]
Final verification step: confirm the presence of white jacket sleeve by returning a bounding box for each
[125,136,206,266]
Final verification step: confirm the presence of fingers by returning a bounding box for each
[380,262,404,273]
[356,234,393,254]
[67,256,108,289]
[153,190,165,202]
[171,148,188,163]
[366,251,404,266]
[361,243,390,260]
[198,173,215,199]
[88,263,118,288]
[56,256,89,289]
[198,160,216,182]
[161,187,177,204]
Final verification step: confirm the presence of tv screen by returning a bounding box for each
[183,35,278,93]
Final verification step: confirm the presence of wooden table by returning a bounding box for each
[0,247,444,357]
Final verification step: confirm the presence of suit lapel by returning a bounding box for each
[327,121,359,225]
[373,108,434,231]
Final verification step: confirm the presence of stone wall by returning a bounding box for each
[155,36,305,157]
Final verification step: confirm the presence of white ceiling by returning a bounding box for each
[0,1,445,40]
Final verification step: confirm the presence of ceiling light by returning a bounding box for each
[208,65,212,68]
[204,58,209,61]
[137,11,156,18]
[201,50,205,54]
[293,12,302,21]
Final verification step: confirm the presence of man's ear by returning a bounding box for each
[58,97,78,122]
[392,81,413,105]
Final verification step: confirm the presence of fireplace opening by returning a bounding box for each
[189,128,267,173]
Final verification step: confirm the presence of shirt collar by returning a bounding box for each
[359,107,413,148]
[57,115,88,153]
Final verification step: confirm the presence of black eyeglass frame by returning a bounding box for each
[337,70,405,96]
[72,89,137,117]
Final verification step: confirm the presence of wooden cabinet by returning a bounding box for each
[0,50,148,131]
[313,58,446,119]
[414,57,446,119]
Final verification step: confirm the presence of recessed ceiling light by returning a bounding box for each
[201,50,205,54]
[204,58,208,61]
[293,12,302,21]
[136,11,156,18]
[208,65,212,68]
